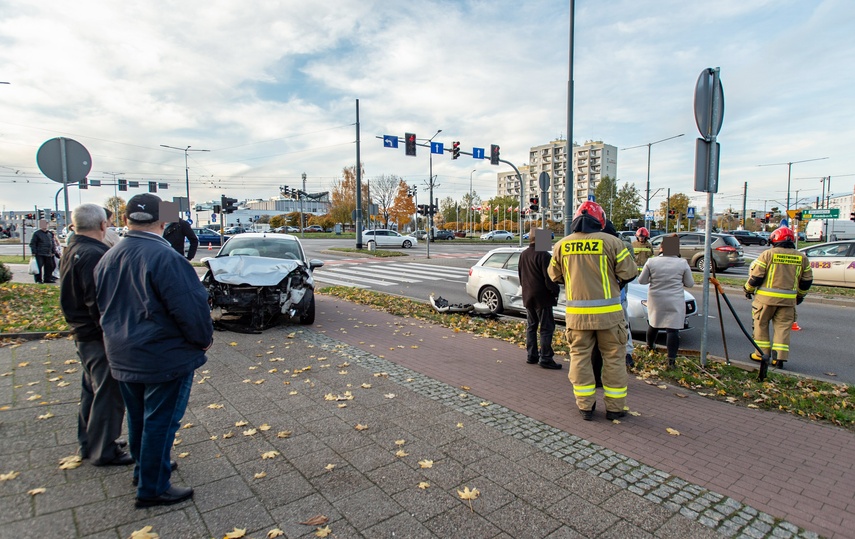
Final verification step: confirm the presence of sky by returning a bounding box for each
[2,0,854,219]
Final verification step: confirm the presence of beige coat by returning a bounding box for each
[638,255,693,329]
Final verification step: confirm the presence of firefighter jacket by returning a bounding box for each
[548,231,638,330]
[744,247,812,307]
[631,239,653,269]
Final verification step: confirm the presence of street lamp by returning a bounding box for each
[758,157,828,214]
[160,144,210,219]
[300,172,307,237]
[622,133,684,229]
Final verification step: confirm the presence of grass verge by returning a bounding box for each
[319,285,854,431]
[0,283,68,334]
[327,247,407,258]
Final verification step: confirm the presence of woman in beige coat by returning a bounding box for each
[638,236,694,367]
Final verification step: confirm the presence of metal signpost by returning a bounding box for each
[693,67,725,367]
[36,137,93,230]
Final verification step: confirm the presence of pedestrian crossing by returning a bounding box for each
[313,261,475,289]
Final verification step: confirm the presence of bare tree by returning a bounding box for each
[369,174,400,228]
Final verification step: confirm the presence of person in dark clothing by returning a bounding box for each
[59,204,131,466]
[96,194,213,508]
[29,219,58,283]
[163,219,198,260]
[518,228,562,369]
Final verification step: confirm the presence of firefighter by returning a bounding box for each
[631,227,654,270]
[744,227,812,367]
[548,201,638,421]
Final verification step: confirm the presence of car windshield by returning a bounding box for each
[719,235,741,247]
[219,237,303,260]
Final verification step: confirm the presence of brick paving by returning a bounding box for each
[0,292,852,538]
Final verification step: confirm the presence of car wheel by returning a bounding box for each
[694,256,717,273]
[759,239,766,246]
[402,240,412,248]
[478,286,503,314]
[299,297,316,325]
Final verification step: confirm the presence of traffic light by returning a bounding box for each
[794,211,803,221]
[668,209,676,218]
[212,204,221,214]
[750,211,756,218]
[118,179,127,191]
[38,209,45,220]
[50,212,56,220]
[79,177,88,189]
[26,213,34,220]
[851,212,855,222]
[148,181,157,193]
[529,197,539,212]
[405,133,417,156]
[430,205,437,215]
[764,212,772,223]
[490,144,500,165]
[221,196,238,214]
[452,141,460,160]
[417,204,427,216]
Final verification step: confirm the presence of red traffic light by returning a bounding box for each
[405,133,417,157]
[452,141,460,160]
[490,144,500,165]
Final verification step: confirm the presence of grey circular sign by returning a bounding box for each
[538,171,550,192]
[36,137,92,183]
[694,69,725,139]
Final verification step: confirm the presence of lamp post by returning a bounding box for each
[622,134,684,229]
[758,157,828,214]
[425,129,441,259]
[469,169,476,235]
[300,172,307,238]
[160,144,210,219]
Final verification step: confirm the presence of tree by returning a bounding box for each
[104,196,126,226]
[369,174,400,228]
[660,193,691,232]
[329,166,369,226]
[268,215,286,229]
[593,176,618,221]
[387,180,416,231]
[256,214,270,224]
[611,183,642,230]
[486,195,521,230]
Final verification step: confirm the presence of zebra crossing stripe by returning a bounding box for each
[317,267,420,283]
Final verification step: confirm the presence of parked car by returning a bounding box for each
[192,227,223,246]
[731,230,767,246]
[800,240,855,288]
[303,225,325,233]
[200,233,324,329]
[362,229,418,248]
[432,230,455,240]
[465,247,698,334]
[480,230,514,241]
[224,226,247,235]
[522,231,555,240]
[649,232,745,272]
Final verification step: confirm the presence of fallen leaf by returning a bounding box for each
[267,529,284,538]
[315,526,332,538]
[300,515,329,526]
[181,423,194,429]
[628,411,641,417]
[395,449,409,457]
[725,397,738,403]
[172,439,181,447]
[17,362,29,367]
[254,379,265,385]
[456,422,464,428]
[457,486,480,511]
[37,412,54,420]
[207,403,224,409]
[355,424,369,431]
[384,393,396,399]
[360,383,371,389]
[229,342,238,346]
[337,403,347,408]
[460,386,471,391]
[64,368,78,374]
[254,471,267,479]
[224,528,246,538]
[261,451,279,460]
[222,432,234,439]
[418,481,430,489]
[395,439,406,446]
[277,431,292,438]
[243,428,257,436]
[479,401,490,407]
[666,428,681,436]
[289,391,298,395]
[178,452,190,458]
[258,424,271,431]
[824,372,837,377]
[129,525,159,539]
[324,463,336,471]
[747,404,760,409]
[58,455,82,470]
[674,393,687,399]
[418,459,433,468]
[1,471,20,481]
[57,381,71,387]
[210,435,218,440]
[657,384,668,389]
[235,420,248,427]
[26,394,42,401]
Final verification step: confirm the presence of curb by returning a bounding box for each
[0,330,71,341]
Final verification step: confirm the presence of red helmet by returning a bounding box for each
[574,201,606,228]
[770,227,795,244]
[636,227,650,239]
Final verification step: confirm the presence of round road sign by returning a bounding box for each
[694,68,725,139]
[36,137,92,184]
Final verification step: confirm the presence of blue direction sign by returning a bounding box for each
[687,206,696,219]
[383,135,398,148]
[430,142,444,154]
[587,194,595,202]
[472,147,485,159]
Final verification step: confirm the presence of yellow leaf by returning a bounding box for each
[456,422,464,428]
[181,423,194,429]
[338,370,348,375]
[254,472,267,479]
[384,393,396,399]
[28,487,46,495]
[57,381,71,387]
[207,403,224,409]
[254,379,265,385]
[394,439,406,446]
[172,439,182,447]
[129,525,159,539]
[612,419,621,424]
[58,455,83,470]
[277,431,292,438]
[289,391,298,395]
[314,526,332,538]
[178,452,190,458]
[210,435,218,440]
[258,424,271,431]
[267,528,284,538]
[229,342,238,346]
[235,420,248,427]
[223,432,234,439]
[460,386,471,391]
[657,384,668,389]
[1,471,20,481]
[26,394,42,401]
[261,451,279,460]
[18,362,29,367]
[360,383,371,389]
[675,393,687,399]
[628,411,641,417]
[418,482,430,489]
[457,486,480,500]
[37,412,54,420]
[355,424,369,431]
[243,428,257,436]
[666,428,681,436]
[324,463,336,471]
[224,528,246,538]
[479,401,490,407]
[337,403,347,408]
[418,459,433,468]
[395,449,409,457]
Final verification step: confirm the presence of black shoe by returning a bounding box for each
[606,410,627,421]
[579,403,596,421]
[539,360,563,370]
[133,460,178,486]
[135,486,193,508]
[526,358,539,364]
[116,438,128,448]
[93,451,134,466]
[625,354,635,368]
[667,358,676,369]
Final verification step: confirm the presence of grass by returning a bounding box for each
[0,255,32,264]
[318,285,855,431]
[0,283,68,334]
[326,247,407,258]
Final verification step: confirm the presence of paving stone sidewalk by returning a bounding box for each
[0,293,847,538]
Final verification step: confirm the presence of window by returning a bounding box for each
[505,252,521,271]
[483,253,512,268]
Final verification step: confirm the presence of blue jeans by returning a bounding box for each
[525,307,556,363]
[119,373,193,498]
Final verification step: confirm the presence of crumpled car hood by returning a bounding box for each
[205,256,312,286]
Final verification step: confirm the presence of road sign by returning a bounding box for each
[538,172,550,192]
[802,208,839,219]
[430,142,444,154]
[383,135,398,148]
[694,68,725,139]
[587,194,595,202]
[186,218,193,225]
[36,137,92,184]
[472,147,485,159]
[687,207,696,219]
[645,210,654,219]
[786,210,798,218]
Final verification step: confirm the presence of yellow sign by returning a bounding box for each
[787,209,798,218]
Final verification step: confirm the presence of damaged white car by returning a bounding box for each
[201,233,324,330]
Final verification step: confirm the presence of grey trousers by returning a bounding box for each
[76,340,125,463]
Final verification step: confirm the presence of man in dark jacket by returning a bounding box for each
[95,194,214,508]
[59,204,131,466]
[29,219,58,283]
[163,218,198,260]
[518,228,562,369]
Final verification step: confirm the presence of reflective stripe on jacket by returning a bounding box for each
[745,248,812,307]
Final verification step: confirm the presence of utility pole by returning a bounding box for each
[355,100,363,249]
[741,181,747,230]
[104,171,124,224]
[300,172,306,238]
[160,144,210,219]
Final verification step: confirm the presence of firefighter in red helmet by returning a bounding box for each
[548,201,638,420]
[744,227,812,367]
[631,227,653,270]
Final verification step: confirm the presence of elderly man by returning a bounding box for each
[95,194,213,508]
[59,204,130,466]
[29,219,58,283]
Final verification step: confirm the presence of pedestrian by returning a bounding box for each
[744,227,812,367]
[95,194,213,508]
[58,204,130,466]
[631,227,654,270]
[29,219,57,283]
[102,208,122,248]
[638,236,694,368]
[548,201,638,421]
[163,218,198,260]
[518,227,562,369]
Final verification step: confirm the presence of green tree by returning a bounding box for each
[660,193,691,232]
[611,183,642,230]
[329,166,369,226]
[104,196,126,226]
[268,214,286,229]
[593,176,618,221]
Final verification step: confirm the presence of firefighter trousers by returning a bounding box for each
[752,303,795,361]
[566,325,628,413]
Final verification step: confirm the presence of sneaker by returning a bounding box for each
[579,403,595,421]
[606,410,627,421]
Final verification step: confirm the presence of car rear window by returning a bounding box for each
[483,252,512,268]
[719,235,741,247]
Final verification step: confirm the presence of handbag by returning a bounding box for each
[52,257,61,280]
[28,258,39,275]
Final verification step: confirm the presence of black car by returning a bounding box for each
[432,230,454,240]
[731,230,767,246]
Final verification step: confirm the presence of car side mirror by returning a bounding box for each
[309,259,325,270]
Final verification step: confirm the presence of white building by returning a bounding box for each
[498,140,618,221]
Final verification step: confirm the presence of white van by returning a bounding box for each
[805,219,855,242]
